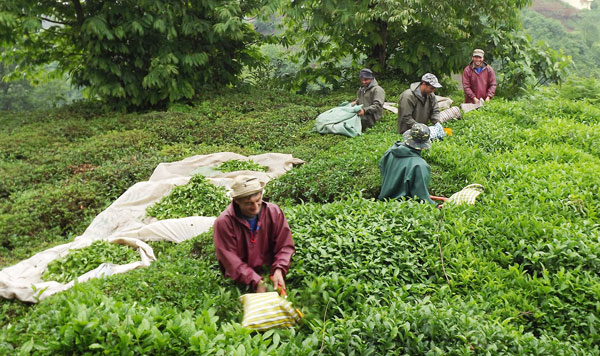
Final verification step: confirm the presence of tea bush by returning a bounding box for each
[0,87,347,266]
[267,119,397,203]
[284,194,442,286]
[0,180,108,256]
[2,200,596,353]
[1,80,599,354]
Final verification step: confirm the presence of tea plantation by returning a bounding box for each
[0,79,599,354]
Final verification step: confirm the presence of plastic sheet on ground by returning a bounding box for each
[383,102,399,114]
[0,152,304,303]
[315,102,363,137]
[436,95,453,110]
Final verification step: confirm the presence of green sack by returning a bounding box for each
[315,102,363,137]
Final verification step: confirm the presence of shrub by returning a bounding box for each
[2,80,600,354]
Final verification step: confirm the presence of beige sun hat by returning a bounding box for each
[472,49,485,57]
[231,175,265,199]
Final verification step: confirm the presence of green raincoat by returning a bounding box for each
[378,141,435,204]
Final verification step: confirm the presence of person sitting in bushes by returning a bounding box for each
[378,123,436,205]
[397,73,441,134]
[351,68,385,130]
[213,175,295,293]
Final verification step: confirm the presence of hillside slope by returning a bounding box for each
[1,80,599,354]
[531,0,584,28]
[526,0,600,76]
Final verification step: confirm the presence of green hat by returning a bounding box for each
[403,123,432,150]
[421,73,442,88]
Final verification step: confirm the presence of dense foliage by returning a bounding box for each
[1,78,599,354]
[0,54,83,111]
[281,0,525,72]
[275,0,571,95]
[146,174,230,220]
[0,1,578,110]
[42,240,140,284]
[0,0,271,108]
[522,6,600,77]
[490,31,573,97]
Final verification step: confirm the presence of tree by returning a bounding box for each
[0,0,271,109]
[279,0,531,86]
[522,6,600,77]
[491,32,573,98]
[0,58,34,111]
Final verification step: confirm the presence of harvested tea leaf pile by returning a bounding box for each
[146,174,230,219]
[217,159,268,173]
[43,241,140,283]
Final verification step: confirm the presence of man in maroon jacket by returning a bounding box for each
[462,48,497,104]
[213,175,295,293]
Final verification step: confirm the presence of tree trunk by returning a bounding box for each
[369,20,388,72]
[70,0,85,26]
[0,81,9,111]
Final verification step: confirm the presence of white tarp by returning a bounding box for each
[0,152,304,303]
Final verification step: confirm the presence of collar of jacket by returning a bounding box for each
[410,82,427,102]
[469,61,488,71]
[389,141,423,158]
[230,200,266,229]
[360,78,378,93]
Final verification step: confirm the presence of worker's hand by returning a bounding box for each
[437,204,443,209]
[351,100,357,106]
[255,279,267,293]
[473,98,481,104]
[271,269,286,292]
[485,96,491,102]
[358,109,365,116]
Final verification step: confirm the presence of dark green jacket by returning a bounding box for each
[357,78,385,130]
[378,141,435,204]
[397,82,440,134]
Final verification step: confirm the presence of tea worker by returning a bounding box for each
[397,73,442,134]
[378,123,436,205]
[351,68,385,130]
[213,175,295,293]
[462,48,497,104]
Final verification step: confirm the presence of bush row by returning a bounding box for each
[1,79,599,354]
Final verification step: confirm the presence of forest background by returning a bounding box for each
[1,0,599,110]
